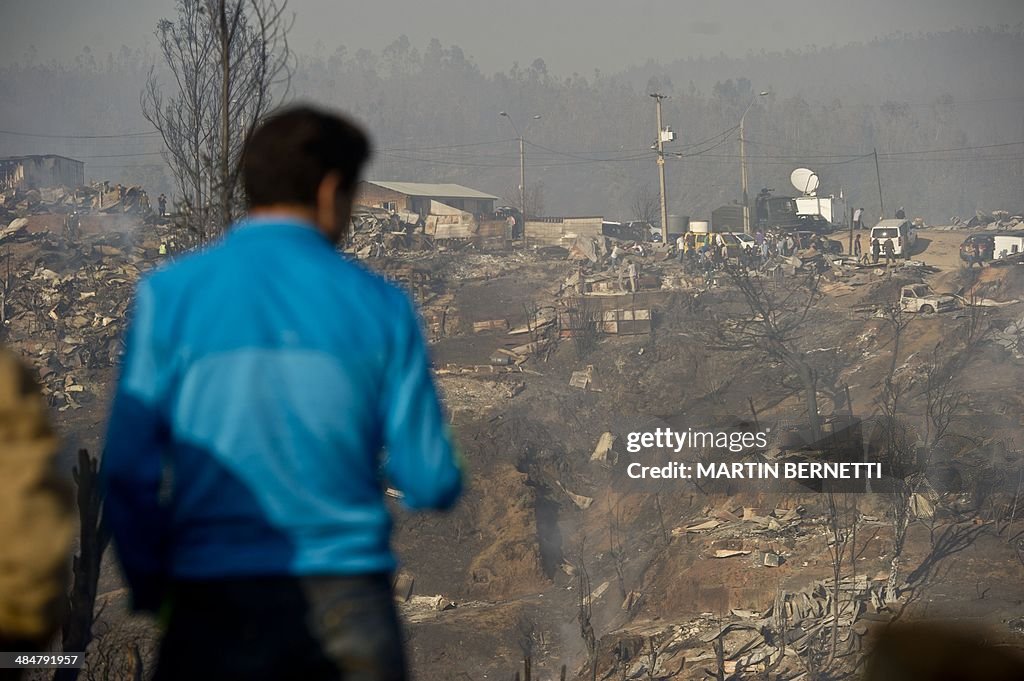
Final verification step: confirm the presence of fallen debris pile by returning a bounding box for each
[601,574,892,679]
[991,313,1024,359]
[1,181,155,223]
[947,209,1024,230]
[0,219,178,408]
[348,206,431,255]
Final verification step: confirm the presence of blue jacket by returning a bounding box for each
[102,216,461,610]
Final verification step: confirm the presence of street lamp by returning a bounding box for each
[499,111,541,220]
[740,91,769,235]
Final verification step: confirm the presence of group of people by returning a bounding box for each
[670,229,831,274]
[853,233,899,265]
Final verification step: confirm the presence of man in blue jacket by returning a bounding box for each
[102,107,462,680]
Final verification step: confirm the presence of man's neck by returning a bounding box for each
[248,204,318,225]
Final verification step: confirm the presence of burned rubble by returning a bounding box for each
[0,213,179,411]
[7,193,1024,680]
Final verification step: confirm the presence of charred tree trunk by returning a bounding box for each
[796,362,822,442]
[55,450,110,681]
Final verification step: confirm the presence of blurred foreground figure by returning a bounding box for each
[0,349,72,674]
[865,622,1024,681]
[102,107,462,681]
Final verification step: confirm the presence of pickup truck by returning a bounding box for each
[899,284,958,314]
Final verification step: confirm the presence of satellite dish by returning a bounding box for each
[790,168,820,195]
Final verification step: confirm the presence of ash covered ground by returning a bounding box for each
[5,207,1024,680]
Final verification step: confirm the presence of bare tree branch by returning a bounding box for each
[143,0,293,241]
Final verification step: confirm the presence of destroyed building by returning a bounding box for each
[352,180,510,248]
[357,180,498,217]
[0,154,85,191]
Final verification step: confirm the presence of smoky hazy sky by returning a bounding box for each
[1,0,1022,73]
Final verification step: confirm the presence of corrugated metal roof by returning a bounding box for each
[365,180,498,201]
[0,154,84,164]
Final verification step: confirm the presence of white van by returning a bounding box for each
[994,232,1024,260]
[870,219,917,257]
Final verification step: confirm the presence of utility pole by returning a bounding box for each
[519,135,526,219]
[650,93,669,243]
[740,91,768,235]
[740,115,750,235]
[500,111,541,224]
[874,147,885,218]
[849,206,854,255]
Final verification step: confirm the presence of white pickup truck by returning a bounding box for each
[899,284,958,314]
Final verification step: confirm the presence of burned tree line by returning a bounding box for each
[4,31,1022,223]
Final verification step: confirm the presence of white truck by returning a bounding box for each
[993,231,1024,260]
[795,195,848,229]
[899,284,958,315]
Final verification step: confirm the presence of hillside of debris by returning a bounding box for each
[4,209,1024,679]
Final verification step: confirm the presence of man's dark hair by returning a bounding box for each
[242,106,371,208]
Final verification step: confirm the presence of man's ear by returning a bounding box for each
[316,171,343,230]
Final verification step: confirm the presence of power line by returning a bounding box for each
[745,138,867,155]
[744,137,1024,159]
[522,123,741,162]
[880,140,1024,156]
[87,164,167,169]
[879,154,1024,163]
[80,151,165,159]
[0,128,159,139]
[378,138,516,152]
[377,151,518,169]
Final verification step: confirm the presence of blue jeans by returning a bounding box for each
[154,574,407,681]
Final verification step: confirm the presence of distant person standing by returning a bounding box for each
[158,193,167,217]
[626,259,639,292]
[883,237,896,265]
[895,206,906,220]
[610,243,622,268]
[972,241,983,269]
[853,207,864,230]
[675,234,686,263]
[853,233,862,257]
[102,107,462,681]
[871,237,881,264]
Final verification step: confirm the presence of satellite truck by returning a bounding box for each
[711,167,848,234]
[790,167,848,230]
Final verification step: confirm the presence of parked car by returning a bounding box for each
[870,219,917,257]
[724,232,757,250]
[795,213,835,235]
[795,231,843,254]
[959,232,996,263]
[691,232,741,249]
[899,284,958,314]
